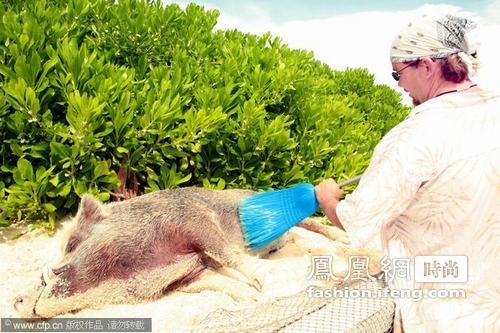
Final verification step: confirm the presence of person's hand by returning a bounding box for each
[315,179,344,230]
[315,178,343,207]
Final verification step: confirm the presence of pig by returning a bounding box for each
[14,187,348,318]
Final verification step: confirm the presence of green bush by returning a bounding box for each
[0,0,410,231]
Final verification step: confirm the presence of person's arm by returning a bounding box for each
[315,179,345,231]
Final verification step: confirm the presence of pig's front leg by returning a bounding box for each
[127,253,205,299]
[179,269,260,301]
[297,218,351,244]
[179,205,264,291]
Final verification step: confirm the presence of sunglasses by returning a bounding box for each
[391,61,418,81]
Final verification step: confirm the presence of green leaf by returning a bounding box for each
[49,174,59,187]
[43,203,57,213]
[74,180,87,196]
[17,158,34,181]
[50,142,72,159]
[93,160,109,180]
[58,182,72,197]
[97,192,110,201]
[175,173,192,186]
[35,166,47,181]
[11,143,23,156]
[215,178,226,190]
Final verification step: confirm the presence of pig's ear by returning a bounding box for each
[77,194,105,225]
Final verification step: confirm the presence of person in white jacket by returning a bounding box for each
[315,14,499,333]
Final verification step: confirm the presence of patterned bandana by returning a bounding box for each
[390,14,479,75]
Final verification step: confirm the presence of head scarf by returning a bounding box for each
[390,14,480,76]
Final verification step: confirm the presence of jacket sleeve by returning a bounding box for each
[336,120,434,249]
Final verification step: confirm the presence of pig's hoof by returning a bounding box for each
[236,259,265,291]
[245,277,261,292]
[238,266,264,291]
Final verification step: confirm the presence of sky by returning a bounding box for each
[163,1,500,104]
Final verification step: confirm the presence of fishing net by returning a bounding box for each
[192,277,394,333]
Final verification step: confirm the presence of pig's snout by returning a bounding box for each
[13,272,50,317]
[14,294,37,317]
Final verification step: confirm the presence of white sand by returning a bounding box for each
[0,219,360,332]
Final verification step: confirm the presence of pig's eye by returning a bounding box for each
[52,264,70,276]
[65,239,79,253]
